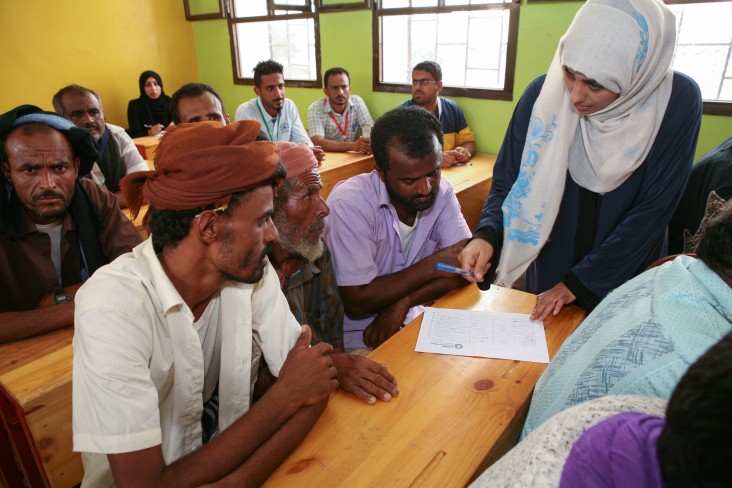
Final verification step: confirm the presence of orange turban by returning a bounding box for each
[275,142,318,179]
[122,120,280,218]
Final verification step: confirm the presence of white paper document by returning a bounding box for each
[415,308,550,363]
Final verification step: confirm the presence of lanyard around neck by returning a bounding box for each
[256,98,279,141]
[328,110,349,142]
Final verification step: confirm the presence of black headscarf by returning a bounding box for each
[138,70,172,126]
[0,105,107,276]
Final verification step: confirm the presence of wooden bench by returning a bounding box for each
[132,135,161,161]
[442,152,496,230]
[319,152,374,201]
[0,327,79,488]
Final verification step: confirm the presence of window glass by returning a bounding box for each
[228,0,319,85]
[377,2,516,97]
[668,1,732,103]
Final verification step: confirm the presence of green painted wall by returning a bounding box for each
[193,2,731,160]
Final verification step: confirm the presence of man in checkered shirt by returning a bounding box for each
[307,67,374,154]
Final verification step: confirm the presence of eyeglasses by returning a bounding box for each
[412,79,438,87]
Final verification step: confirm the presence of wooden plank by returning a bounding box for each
[0,327,72,377]
[263,285,584,487]
[1,346,73,410]
[132,136,160,161]
[26,389,81,488]
[0,327,76,487]
[319,152,374,201]
[442,153,496,231]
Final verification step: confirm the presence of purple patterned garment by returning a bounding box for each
[560,412,665,488]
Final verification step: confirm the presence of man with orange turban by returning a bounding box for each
[270,141,399,404]
[72,120,338,487]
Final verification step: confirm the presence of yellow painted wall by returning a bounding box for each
[0,0,199,127]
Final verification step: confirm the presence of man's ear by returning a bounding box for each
[437,81,443,93]
[374,163,385,182]
[323,87,328,96]
[72,157,80,179]
[1,161,11,182]
[254,85,262,97]
[195,211,219,244]
[224,114,231,125]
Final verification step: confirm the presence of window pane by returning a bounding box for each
[381,0,436,7]
[382,16,410,82]
[276,0,308,6]
[445,0,510,5]
[379,9,511,90]
[232,0,267,17]
[235,18,317,81]
[668,2,732,103]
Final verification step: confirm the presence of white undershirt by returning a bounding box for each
[35,221,63,285]
[398,214,420,257]
[193,295,222,403]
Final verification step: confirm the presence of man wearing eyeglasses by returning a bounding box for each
[401,61,476,167]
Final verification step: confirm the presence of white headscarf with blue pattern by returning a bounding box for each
[497,0,676,288]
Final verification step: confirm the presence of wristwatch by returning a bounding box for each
[54,288,71,305]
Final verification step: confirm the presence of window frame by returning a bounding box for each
[184,0,226,21]
[664,0,731,115]
[372,0,521,101]
[318,0,372,12]
[226,0,323,88]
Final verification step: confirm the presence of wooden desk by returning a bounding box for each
[320,152,374,201]
[442,153,496,230]
[0,327,80,487]
[122,205,149,239]
[132,135,160,161]
[264,285,585,488]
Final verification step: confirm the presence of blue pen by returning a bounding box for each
[435,262,474,277]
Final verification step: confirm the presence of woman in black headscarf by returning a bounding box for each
[126,70,173,138]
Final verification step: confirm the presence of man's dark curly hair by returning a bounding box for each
[170,83,226,124]
[413,61,442,82]
[371,106,444,172]
[253,60,284,88]
[657,330,732,488]
[696,201,732,282]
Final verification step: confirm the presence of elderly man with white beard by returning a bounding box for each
[268,142,399,405]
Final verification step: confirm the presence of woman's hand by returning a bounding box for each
[457,238,493,282]
[531,282,576,322]
[147,123,164,136]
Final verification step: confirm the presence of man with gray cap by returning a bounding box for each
[0,105,141,343]
[72,120,338,487]
[270,141,399,405]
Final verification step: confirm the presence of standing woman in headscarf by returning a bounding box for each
[459,0,702,320]
[126,70,173,138]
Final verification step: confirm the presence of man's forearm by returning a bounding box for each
[340,256,439,317]
[0,304,75,343]
[110,381,310,488]
[152,380,306,486]
[401,275,469,311]
[205,399,328,487]
[461,141,477,157]
[310,136,353,152]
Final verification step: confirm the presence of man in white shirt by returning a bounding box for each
[307,67,374,154]
[73,120,338,487]
[53,84,149,207]
[235,59,325,163]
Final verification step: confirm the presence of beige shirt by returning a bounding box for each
[73,238,300,487]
